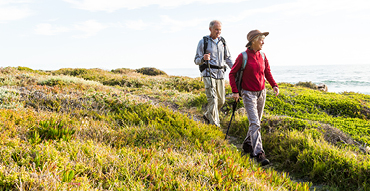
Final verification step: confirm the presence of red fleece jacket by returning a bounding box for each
[229,48,278,93]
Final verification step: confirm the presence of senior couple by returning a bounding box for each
[194,20,279,166]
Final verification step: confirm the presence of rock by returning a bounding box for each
[317,83,328,92]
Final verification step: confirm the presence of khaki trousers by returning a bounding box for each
[203,77,225,127]
[242,89,266,156]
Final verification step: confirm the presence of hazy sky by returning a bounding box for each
[1,0,370,71]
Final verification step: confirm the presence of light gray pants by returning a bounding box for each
[242,89,266,156]
[203,77,225,127]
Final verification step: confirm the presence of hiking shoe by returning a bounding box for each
[202,115,210,124]
[256,152,270,166]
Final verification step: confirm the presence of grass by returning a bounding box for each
[0,66,369,190]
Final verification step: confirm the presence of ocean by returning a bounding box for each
[161,64,370,95]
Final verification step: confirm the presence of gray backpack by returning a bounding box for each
[235,51,265,95]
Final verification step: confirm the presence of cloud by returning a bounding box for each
[34,23,70,35]
[124,15,205,33]
[125,19,148,30]
[34,20,114,38]
[0,0,33,23]
[63,0,247,12]
[226,0,370,23]
[159,15,205,33]
[278,0,370,16]
[72,20,109,38]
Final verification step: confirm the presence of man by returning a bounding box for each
[229,30,279,166]
[194,20,233,127]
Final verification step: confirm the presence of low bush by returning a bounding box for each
[111,68,135,74]
[136,67,167,76]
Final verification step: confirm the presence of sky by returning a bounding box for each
[1,0,370,72]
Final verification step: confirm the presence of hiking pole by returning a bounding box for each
[225,99,238,140]
[206,59,214,99]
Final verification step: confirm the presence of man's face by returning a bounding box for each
[209,22,222,39]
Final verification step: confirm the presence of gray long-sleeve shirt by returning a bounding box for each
[194,35,233,79]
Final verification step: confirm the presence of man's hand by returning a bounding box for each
[203,53,210,61]
[273,86,279,97]
[232,93,239,102]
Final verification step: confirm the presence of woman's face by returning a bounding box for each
[251,36,265,51]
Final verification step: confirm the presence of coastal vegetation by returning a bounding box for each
[0,66,369,190]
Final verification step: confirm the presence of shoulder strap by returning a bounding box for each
[203,36,208,54]
[221,37,227,61]
[260,51,265,61]
[235,51,248,96]
[220,37,226,46]
[241,51,248,70]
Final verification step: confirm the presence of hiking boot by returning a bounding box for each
[256,152,270,166]
[202,115,210,124]
[242,142,253,156]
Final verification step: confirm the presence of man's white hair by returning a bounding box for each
[209,20,222,28]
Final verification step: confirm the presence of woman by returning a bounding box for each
[229,30,279,166]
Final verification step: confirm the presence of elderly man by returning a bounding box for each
[229,30,279,166]
[194,20,233,127]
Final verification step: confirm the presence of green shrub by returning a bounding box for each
[136,67,167,76]
[111,68,135,74]
[16,66,48,75]
[187,93,207,109]
[28,119,75,144]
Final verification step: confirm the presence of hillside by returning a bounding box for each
[0,66,369,190]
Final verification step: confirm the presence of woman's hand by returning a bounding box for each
[273,86,279,96]
[232,93,239,102]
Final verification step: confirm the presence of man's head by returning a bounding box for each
[209,20,222,39]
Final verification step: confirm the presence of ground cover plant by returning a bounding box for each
[0,66,369,190]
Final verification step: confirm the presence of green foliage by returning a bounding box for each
[17,66,48,75]
[28,119,75,143]
[187,93,207,109]
[263,84,370,146]
[262,122,370,191]
[111,68,135,74]
[136,67,167,76]
[0,87,23,109]
[165,77,204,92]
[62,170,76,182]
[2,67,370,190]
[39,78,67,86]
[52,68,113,83]
[102,76,144,88]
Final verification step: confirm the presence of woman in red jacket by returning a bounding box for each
[229,30,279,166]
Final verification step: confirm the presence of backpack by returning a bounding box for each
[199,36,227,72]
[235,51,265,96]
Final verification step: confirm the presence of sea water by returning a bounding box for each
[161,64,370,95]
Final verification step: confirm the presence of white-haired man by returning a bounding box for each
[194,20,233,127]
